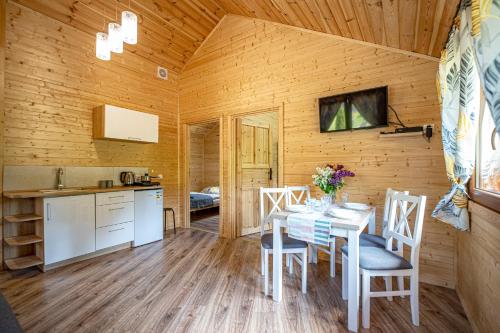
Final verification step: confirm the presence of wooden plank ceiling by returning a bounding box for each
[12,0,459,73]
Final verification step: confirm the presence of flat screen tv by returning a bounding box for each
[319,86,388,133]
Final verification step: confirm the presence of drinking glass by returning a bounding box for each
[341,192,349,206]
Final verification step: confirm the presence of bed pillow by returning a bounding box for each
[201,186,219,194]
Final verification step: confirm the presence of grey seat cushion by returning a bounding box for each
[0,293,23,333]
[261,233,308,250]
[359,233,386,247]
[344,233,397,251]
[341,245,412,270]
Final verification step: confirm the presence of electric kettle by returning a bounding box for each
[120,171,135,186]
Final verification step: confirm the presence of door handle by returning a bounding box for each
[109,227,125,232]
[46,203,51,222]
[109,195,125,199]
[109,207,125,211]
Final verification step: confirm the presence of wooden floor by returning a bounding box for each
[0,229,471,333]
[191,207,219,234]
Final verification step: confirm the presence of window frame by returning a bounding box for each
[469,98,500,214]
[469,175,500,214]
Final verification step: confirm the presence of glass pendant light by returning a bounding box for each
[121,11,137,45]
[95,32,110,61]
[108,22,123,53]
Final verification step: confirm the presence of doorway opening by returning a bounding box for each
[187,120,221,234]
[234,110,280,236]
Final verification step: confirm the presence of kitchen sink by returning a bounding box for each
[39,188,84,193]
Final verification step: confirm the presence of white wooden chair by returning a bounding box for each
[358,188,409,299]
[341,192,427,328]
[285,185,336,278]
[260,187,308,296]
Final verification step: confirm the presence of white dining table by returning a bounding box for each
[269,207,376,332]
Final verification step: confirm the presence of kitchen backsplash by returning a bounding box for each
[3,166,149,191]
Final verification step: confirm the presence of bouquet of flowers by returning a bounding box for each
[312,164,355,195]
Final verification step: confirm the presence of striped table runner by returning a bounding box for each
[287,212,332,246]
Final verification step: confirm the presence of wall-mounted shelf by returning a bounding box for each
[4,213,43,223]
[379,131,424,138]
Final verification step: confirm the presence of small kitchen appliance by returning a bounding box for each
[120,171,135,186]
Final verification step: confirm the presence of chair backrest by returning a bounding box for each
[385,193,427,267]
[382,188,409,238]
[259,187,288,235]
[285,185,311,206]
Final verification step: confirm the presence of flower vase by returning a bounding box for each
[321,193,335,211]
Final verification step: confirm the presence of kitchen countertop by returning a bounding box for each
[3,185,164,199]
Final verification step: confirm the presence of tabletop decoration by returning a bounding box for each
[312,164,355,207]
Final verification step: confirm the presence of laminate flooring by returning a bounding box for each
[0,229,471,332]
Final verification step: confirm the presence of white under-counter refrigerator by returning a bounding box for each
[133,189,164,247]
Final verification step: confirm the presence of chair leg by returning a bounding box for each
[289,254,294,274]
[329,239,335,278]
[410,271,419,326]
[301,249,307,294]
[342,253,347,300]
[398,276,405,298]
[384,277,393,301]
[308,244,314,263]
[264,249,269,296]
[362,272,371,329]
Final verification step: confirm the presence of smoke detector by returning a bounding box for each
[157,66,168,80]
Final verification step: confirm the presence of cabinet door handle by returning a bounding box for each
[109,207,125,211]
[46,203,51,222]
[109,227,125,233]
[109,195,125,199]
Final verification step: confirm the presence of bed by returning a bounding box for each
[190,187,220,212]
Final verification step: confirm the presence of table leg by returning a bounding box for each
[347,229,360,332]
[368,208,376,234]
[272,218,283,302]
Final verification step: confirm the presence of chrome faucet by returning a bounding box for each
[57,167,64,190]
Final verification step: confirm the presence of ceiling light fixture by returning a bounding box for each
[108,22,123,53]
[121,11,138,44]
[95,1,137,61]
[96,32,111,61]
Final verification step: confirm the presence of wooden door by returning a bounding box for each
[236,118,272,236]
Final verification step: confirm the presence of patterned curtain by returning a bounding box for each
[472,0,500,134]
[433,2,481,231]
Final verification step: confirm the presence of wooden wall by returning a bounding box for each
[204,124,220,188]
[0,0,5,267]
[180,15,456,287]
[3,2,179,233]
[189,122,220,192]
[457,202,500,333]
[189,131,205,192]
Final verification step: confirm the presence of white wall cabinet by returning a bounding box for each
[93,104,159,143]
[44,194,96,265]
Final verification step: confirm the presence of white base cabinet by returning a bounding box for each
[96,191,135,250]
[96,221,135,250]
[44,194,96,265]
